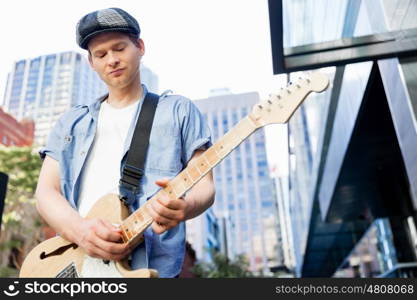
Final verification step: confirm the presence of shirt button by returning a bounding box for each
[81,151,85,155]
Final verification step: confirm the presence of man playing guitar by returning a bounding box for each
[35,8,215,278]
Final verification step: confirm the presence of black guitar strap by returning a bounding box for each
[119,92,159,206]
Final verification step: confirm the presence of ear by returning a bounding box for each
[138,38,145,57]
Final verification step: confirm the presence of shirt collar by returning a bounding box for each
[87,84,148,121]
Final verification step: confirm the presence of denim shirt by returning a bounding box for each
[39,85,212,277]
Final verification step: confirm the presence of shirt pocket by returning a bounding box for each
[62,132,87,158]
[61,134,74,159]
[146,121,182,172]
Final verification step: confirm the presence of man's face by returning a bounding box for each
[88,32,145,89]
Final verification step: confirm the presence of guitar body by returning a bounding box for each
[19,194,158,278]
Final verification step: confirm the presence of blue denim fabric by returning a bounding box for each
[39,84,212,277]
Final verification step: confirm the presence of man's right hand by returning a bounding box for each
[73,218,131,261]
[36,156,132,262]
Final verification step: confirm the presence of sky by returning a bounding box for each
[0,0,289,175]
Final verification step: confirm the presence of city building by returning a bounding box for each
[0,107,34,147]
[268,0,417,277]
[2,51,106,146]
[2,51,158,146]
[186,208,221,263]
[191,92,280,273]
[272,170,296,274]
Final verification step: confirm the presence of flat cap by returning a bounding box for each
[76,8,140,49]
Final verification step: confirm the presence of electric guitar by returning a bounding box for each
[19,72,329,278]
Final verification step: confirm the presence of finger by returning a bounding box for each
[95,221,124,242]
[152,221,168,235]
[157,195,185,210]
[101,220,123,236]
[147,204,173,225]
[155,178,170,187]
[91,233,131,256]
[152,198,184,220]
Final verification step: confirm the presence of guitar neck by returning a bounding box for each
[119,114,259,244]
[118,72,330,245]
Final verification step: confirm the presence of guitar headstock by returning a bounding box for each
[250,72,329,126]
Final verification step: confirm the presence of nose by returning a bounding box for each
[107,51,120,68]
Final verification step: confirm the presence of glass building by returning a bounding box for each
[268,0,417,277]
[3,51,106,146]
[3,51,158,146]
[186,207,221,264]
[193,92,280,273]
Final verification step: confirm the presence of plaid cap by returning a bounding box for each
[76,8,140,49]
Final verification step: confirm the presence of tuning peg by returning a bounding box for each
[296,84,301,89]
[286,89,291,94]
[267,100,272,104]
[258,105,263,109]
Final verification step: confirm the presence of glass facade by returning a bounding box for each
[23,58,40,119]
[278,0,417,277]
[9,60,26,114]
[283,0,417,49]
[3,51,106,146]
[283,0,349,48]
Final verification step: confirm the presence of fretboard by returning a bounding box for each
[119,114,259,245]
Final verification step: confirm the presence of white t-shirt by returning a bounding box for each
[77,99,140,217]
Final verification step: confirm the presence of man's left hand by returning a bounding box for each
[147,178,188,234]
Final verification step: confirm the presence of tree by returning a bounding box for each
[0,146,43,277]
[191,251,255,278]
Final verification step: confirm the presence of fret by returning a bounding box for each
[204,147,219,166]
[163,185,178,199]
[121,211,150,244]
[184,168,196,185]
[126,220,135,237]
[212,141,228,158]
[178,170,193,190]
[166,182,182,199]
[169,178,185,194]
[223,130,241,149]
[187,164,201,182]
[130,214,142,234]
[139,205,153,224]
[173,182,184,197]
[195,155,210,175]
[132,219,142,233]
[135,206,152,229]
[123,223,133,239]
[170,173,185,190]
[134,210,144,222]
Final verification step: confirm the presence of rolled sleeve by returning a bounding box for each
[179,98,212,165]
[39,117,64,161]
